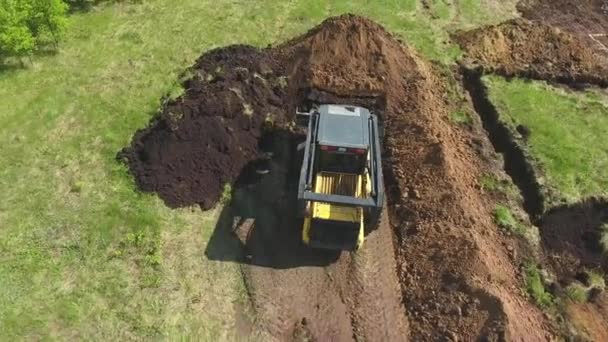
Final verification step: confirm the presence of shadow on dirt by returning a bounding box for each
[540,198,608,280]
[204,130,341,269]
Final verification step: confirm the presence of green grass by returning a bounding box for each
[450,110,473,125]
[0,0,521,339]
[600,223,608,253]
[485,76,608,205]
[493,204,526,235]
[586,270,606,290]
[493,205,518,229]
[524,263,555,308]
[564,271,605,303]
[566,282,589,303]
[481,174,520,199]
[220,183,233,205]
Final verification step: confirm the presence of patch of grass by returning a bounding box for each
[481,174,520,199]
[220,183,233,205]
[600,223,608,254]
[485,76,608,205]
[586,270,606,290]
[524,263,555,308]
[494,205,518,229]
[493,204,526,235]
[450,110,473,125]
[566,282,589,303]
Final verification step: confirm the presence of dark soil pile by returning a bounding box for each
[120,46,291,209]
[541,199,608,281]
[454,18,608,86]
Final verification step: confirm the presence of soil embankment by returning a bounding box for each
[455,18,608,87]
[518,0,608,58]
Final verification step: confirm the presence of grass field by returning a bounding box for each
[0,0,521,339]
[485,76,608,206]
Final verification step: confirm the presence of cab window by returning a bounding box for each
[318,150,364,174]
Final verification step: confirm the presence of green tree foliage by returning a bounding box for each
[0,0,67,60]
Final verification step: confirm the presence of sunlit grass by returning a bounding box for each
[486,76,608,206]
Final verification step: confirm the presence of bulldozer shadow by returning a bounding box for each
[204,131,341,269]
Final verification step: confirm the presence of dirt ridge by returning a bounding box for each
[455,18,608,88]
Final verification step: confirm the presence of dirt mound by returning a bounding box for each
[122,14,557,341]
[455,18,608,86]
[518,0,608,56]
[278,15,405,98]
[120,46,291,209]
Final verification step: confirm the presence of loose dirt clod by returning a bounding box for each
[455,18,608,87]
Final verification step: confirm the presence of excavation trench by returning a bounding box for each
[462,68,608,280]
[461,68,545,220]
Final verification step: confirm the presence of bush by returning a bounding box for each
[0,0,68,60]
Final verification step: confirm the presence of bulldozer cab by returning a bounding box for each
[297,105,384,251]
[318,149,366,173]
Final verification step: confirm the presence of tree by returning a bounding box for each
[0,1,34,58]
[0,0,67,61]
[26,0,69,45]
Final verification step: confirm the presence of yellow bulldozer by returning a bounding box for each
[296,104,384,251]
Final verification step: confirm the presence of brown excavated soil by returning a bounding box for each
[518,0,608,56]
[122,15,558,341]
[454,18,608,87]
[540,199,608,281]
[120,45,291,209]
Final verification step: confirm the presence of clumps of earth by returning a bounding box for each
[455,18,608,86]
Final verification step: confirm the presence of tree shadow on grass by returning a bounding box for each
[0,62,25,75]
[204,131,341,269]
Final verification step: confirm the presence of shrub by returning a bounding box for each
[0,0,68,60]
